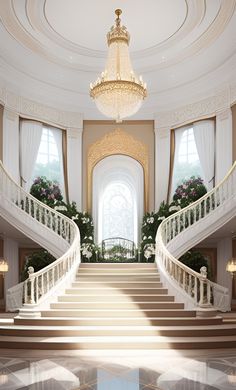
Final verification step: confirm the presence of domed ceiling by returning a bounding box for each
[0,0,235,118]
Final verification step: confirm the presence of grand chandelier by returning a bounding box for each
[90,9,147,122]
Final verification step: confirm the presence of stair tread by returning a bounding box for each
[2,324,232,330]
[1,335,236,343]
[46,308,187,312]
[61,294,172,297]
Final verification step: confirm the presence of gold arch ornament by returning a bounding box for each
[87,128,149,211]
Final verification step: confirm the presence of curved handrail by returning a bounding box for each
[156,161,236,310]
[0,161,81,307]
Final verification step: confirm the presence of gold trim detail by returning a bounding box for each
[87,128,149,211]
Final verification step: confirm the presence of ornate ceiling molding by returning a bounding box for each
[0,0,235,73]
[155,85,236,130]
[0,86,83,129]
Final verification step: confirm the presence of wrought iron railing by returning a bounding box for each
[101,237,136,261]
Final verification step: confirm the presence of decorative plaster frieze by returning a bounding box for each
[154,127,170,138]
[4,107,18,121]
[0,86,6,105]
[155,87,233,130]
[0,86,83,129]
[216,108,232,121]
[67,128,83,138]
[231,85,236,105]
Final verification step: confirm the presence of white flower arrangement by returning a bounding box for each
[144,244,155,259]
[169,205,181,212]
[54,205,68,211]
[147,217,154,224]
[81,243,93,259]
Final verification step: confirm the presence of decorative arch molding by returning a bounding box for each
[87,128,149,211]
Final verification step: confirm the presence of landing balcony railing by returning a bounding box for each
[156,162,236,311]
[0,161,80,310]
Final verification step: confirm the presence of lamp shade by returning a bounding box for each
[0,258,8,273]
[226,258,236,275]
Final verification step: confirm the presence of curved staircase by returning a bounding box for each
[0,161,236,349]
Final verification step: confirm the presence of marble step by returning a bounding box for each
[76,275,160,281]
[1,334,236,350]
[1,324,235,338]
[78,268,158,274]
[71,282,163,288]
[14,316,222,327]
[79,263,156,268]
[50,302,184,310]
[58,294,175,302]
[41,309,195,318]
[65,287,168,295]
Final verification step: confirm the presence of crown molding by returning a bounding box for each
[0,86,83,129]
[155,85,235,130]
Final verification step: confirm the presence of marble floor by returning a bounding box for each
[0,349,236,389]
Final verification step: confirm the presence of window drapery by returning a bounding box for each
[193,119,215,190]
[19,120,42,191]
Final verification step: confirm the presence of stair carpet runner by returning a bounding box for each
[1,263,236,349]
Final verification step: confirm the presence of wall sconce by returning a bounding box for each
[0,258,8,277]
[227,366,236,384]
[0,369,8,385]
[226,257,236,277]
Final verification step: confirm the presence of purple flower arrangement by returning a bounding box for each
[30,176,63,207]
[173,176,207,208]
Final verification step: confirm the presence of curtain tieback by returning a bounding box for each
[208,176,215,183]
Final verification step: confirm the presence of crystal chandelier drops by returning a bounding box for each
[90,9,147,122]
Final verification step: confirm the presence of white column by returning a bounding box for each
[67,127,83,209]
[3,237,19,295]
[2,108,20,183]
[217,237,233,302]
[154,126,171,210]
[215,108,232,184]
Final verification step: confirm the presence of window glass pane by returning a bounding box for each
[101,182,135,241]
[172,127,204,194]
[31,127,65,195]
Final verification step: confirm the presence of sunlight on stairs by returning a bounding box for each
[1,263,236,350]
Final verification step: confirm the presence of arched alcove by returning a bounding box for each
[92,155,144,245]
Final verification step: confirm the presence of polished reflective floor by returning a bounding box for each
[0,350,236,389]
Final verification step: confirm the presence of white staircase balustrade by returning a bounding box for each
[156,162,236,312]
[0,161,81,316]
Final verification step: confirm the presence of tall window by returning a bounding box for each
[171,126,203,194]
[101,182,136,242]
[32,126,65,194]
[93,155,144,245]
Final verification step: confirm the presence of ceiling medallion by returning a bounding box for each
[90,9,147,122]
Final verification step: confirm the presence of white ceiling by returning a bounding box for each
[0,0,235,118]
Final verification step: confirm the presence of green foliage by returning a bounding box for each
[140,176,207,260]
[21,249,55,281]
[30,177,96,262]
[179,250,211,277]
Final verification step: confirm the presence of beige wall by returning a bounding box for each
[83,120,155,212]
[232,104,236,162]
[0,104,3,161]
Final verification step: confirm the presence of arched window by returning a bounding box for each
[92,155,144,245]
[101,181,136,242]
